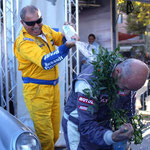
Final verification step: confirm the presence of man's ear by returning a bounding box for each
[114,67,122,78]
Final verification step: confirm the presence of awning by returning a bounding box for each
[128,0,150,3]
[118,32,138,41]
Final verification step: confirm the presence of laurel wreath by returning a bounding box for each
[83,46,144,144]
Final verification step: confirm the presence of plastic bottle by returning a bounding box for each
[113,140,128,150]
[63,24,76,41]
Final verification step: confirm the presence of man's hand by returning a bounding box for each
[65,34,80,48]
[112,123,134,142]
[65,41,76,48]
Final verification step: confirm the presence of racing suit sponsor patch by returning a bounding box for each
[78,96,94,105]
[100,94,108,103]
[78,105,88,111]
[118,91,126,96]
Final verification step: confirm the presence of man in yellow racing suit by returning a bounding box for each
[14,5,79,150]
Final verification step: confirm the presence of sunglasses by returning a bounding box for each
[23,17,42,26]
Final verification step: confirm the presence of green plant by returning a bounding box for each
[84,46,144,144]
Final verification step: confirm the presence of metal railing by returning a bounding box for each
[0,0,18,115]
[64,0,79,99]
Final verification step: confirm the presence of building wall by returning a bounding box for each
[79,0,112,50]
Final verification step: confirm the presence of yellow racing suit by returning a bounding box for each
[14,25,69,150]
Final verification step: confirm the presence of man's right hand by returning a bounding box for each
[65,34,80,48]
[65,40,76,48]
[112,123,134,142]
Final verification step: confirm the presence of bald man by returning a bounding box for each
[62,58,149,150]
[14,5,79,150]
[113,59,149,91]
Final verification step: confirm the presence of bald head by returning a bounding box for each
[20,5,39,20]
[114,58,149,91]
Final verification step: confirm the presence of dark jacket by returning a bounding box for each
[63,65,136,150]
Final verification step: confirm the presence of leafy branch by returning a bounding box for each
[84,46,144,144]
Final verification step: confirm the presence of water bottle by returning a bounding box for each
[113,140,128,150]
[63,24,76,41]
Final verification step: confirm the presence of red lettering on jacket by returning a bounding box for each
[78,96,94,105]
